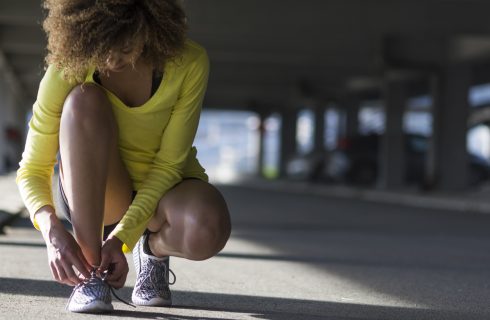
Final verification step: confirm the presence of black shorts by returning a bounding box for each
[54,173,137,240]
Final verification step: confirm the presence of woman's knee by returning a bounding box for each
[62,84,114,131]
[182,205,231,261]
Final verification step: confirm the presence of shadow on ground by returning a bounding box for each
[5,187,490,319]
[219,186,490,316]
[0,277,482,320]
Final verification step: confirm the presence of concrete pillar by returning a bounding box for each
[0,51,27,174]
[0,77,6,174]
[257,112,267,177]
[425,74,440,190]
[313,105,326,153]
[279,108,298,177]
[378,79,407,189]
[0,75,25,174]
[341,95,359,138]
[433,64,470,190]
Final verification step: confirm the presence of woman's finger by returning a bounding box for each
[105,262,127,289]
[78,250,92,274]
[62,259,82,285]
[49,261,60,282]
[98,251,111,274]
[55,262,76,286]
[106,260,127,281]
[107,273,126,289]
[71,252,91,280]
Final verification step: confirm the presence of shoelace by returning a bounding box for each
[168,268,177,285]
[100,269,135,308]
[159,260,177,286]
[66,269,135,310]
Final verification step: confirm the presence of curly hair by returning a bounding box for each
[42,0,188,82]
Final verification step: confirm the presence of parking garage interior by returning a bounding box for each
[2,0,490,191]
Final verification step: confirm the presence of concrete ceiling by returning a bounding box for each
[2,0,490,111]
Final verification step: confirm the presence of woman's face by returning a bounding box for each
[105,41,144,72]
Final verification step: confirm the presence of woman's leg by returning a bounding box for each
[59,84,133,267]
[146,179,231,261]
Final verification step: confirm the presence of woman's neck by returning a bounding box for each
[105,57,153,78]
[98,57,156,107]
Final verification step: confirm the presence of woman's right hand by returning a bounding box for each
[45,225,92,286]
[35,206,91,286]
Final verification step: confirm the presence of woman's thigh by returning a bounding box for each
[59,84,134,226]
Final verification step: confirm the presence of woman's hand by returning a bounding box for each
[36,206,91,286]
[45,224,92,286]
[99,236,128,289]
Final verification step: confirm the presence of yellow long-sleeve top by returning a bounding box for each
[16,40,209,252]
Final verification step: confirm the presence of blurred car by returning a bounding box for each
[286,151,329,181]
[287,134,490,187]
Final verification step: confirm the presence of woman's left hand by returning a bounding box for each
[99,236,128,289]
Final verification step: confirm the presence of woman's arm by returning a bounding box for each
[16,66,91,284]
[109,45,210,251]
[16,65,76,229]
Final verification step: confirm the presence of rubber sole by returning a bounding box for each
[132,295,172,307]
[68,300,114,313]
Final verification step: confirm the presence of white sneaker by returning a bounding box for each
[132,232,175,306]
[67,269,113,313]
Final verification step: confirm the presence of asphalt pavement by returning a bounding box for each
[1,173,490,319]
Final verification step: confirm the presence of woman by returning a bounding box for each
[16,0,231,313]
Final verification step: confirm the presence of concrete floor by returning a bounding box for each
[1,184,490,319]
